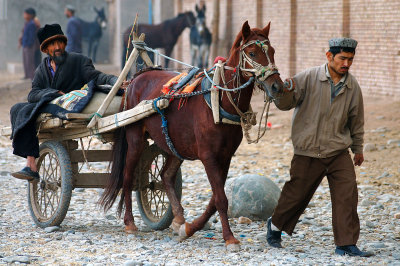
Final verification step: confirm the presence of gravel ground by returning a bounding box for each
[0,84,399,265]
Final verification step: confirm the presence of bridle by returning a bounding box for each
[239,39,280,82]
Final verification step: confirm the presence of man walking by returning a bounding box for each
[266,38,373,257]
[64,5,82,53]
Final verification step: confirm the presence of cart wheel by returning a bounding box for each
[27,141,73,228]
[136,144,182,230]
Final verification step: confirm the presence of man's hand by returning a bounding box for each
[120,80,130,90]
[283,78,295,92]
[353,153,364,166]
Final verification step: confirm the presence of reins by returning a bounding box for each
[132,37,278,145]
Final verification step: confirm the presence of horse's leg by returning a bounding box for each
[122,124,146,233]
[183,194,216,237]
[92,40,99,63]
[88,40,93,60]
[203,44,210,69]
[164,46,173,68]
[199,157,240,249]
[190,44,197,67]
[159,156,185,233]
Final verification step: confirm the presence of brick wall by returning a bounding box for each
[173,0,400,97]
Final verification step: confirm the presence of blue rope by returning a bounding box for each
[152,97,185,160]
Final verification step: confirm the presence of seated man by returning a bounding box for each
[10,23,127,181]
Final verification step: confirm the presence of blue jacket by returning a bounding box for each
[22,20,36,48]
[65,16,82,53]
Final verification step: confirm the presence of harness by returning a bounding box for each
[151,38,281,159]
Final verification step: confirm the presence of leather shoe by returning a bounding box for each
[335,245,374,257]
[267,217,283,248]
[11,167,40,182]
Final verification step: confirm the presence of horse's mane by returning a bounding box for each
[132,66,163,79]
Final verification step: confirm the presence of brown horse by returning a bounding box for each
[101,21,285,250]
[122,11,195,68]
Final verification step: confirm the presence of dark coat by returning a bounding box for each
[11,52,117,140]
[65,16,82,53]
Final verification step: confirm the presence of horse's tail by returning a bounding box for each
[99,128,127,216]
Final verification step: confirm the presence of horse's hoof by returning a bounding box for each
[124,224,138,234]
[226,243,241,252]
[178,223,188,240]
[170,220,182,234]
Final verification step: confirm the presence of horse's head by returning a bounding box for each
[229,21,284,95]
[194,4,207,35]
[182,11,196,28]
[94,7,107,29]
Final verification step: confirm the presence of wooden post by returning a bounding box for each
[211,60,222,124]
[211,0,220,60]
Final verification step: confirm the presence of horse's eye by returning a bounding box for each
[249,52,255,57]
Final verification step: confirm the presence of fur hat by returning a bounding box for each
[37,24,68,52]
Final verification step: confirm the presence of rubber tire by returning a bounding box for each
[136,144,182,230]
[27,141,73,228]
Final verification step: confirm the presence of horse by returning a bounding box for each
[101,21,285,250]
[190,4,212,69]
[122,12,195,68]
[79,7,107,63]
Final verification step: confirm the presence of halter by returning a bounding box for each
[239,39,279,81]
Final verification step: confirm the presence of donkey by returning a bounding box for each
[101,21,285,251]
[79,7,107,63]
[190,4,212,69]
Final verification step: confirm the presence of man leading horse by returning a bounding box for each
[266,37,373,257]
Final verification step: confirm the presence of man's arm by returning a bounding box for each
[273,71,308,111]
[348,84,364,166]
[27,70,59,103]
[81,56,118,86]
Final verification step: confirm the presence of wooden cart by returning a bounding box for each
[0,33,182,230]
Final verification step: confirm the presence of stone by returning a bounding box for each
[361,199,375,207]
[44,226,61,233]
[387,139,400,145]
[363,143,377,152]
[225,174,281,221]
[3,255,31,264]
[124,260,144,266]
[238,216,252,224]
[366,221,376,228]
[393,253,400,260]
[394,213,400,219]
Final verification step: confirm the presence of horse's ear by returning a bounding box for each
[241,21,251,40]
[93,6,98,12]
[195,4,199,13]
[262,22,271,37]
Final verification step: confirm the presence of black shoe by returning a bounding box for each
[335,245,374,257]
[267,217,283,248]
[11,167,40,182]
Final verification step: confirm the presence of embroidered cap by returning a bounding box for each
[328,37,357,49]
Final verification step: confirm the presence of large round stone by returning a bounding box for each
[225,174,281,221]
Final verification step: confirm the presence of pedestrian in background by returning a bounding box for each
[64,5,82,53]
[19,8,37,80]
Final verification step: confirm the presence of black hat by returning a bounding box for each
[37,24,68,52]
[24,7,36,17]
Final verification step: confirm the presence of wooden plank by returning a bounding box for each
[63,122,88,129]
[65,113,92,120]
[73,173,109,188]
[37,117,63,130]
[95,99,169,133]
[70,150,112,163]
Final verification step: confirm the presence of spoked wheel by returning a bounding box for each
[136,144,182,230]
[28,141,73,228]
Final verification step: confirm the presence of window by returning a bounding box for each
[0,0,7,20]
